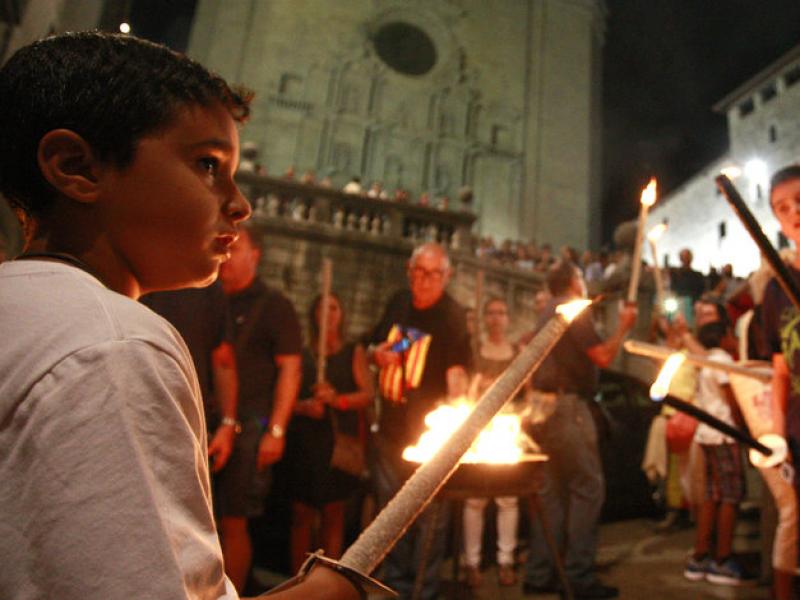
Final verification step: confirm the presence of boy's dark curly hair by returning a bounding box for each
[0,31,253,217]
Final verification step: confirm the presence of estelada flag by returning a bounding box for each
[379,325,431,403]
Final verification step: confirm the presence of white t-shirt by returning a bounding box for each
[0,260,236,599]
[694,347,735,445]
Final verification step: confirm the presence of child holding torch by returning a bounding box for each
[761,164,800,598]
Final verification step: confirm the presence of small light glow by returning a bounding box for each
[119,22,131,34]
[649,353,686,401]
[556,300,591,323]
[720,165,742,179]
[640,177,657,208]
[751,433,787,469]
[647,223,667,243]
[744,158,768,182]
[663,296,679,314]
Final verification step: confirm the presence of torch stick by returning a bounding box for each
[716,174,800,312]
[627,178,657,303]
[472,269,484,358]
[660,394,772,456]
[647,223,667,312]
[338,300,591,576]
[316,258,333,384]
[624,340,772,382]
[646,352,772,456]
[649,239,664,311]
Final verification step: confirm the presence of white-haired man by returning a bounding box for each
[367,242,472,599]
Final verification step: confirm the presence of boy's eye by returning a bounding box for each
[199,157,219,176]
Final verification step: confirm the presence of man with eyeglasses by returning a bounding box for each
[367,242,472,599]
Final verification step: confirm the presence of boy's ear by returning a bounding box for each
[37,129,103,204]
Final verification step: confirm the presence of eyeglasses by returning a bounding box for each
[410,267,446,282]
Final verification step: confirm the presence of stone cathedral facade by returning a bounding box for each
[188,0,606,250]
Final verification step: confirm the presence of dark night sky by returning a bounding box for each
[131,1,800,248]
[602,0,800,244]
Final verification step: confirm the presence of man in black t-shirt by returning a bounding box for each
[671,248,707,304]
[218,224,302,593]
[142,279,246,587]
[367,242,471,600]
[523,260,635,600]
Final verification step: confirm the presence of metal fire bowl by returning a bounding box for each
[402,454,548,500]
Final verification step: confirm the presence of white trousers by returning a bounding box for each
[462,496,519,567]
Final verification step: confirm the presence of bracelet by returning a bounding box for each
[268,423,285,439]
[220,416,242,435]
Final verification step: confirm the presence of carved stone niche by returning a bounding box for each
[429,85,478,140]
[478,102,523,154]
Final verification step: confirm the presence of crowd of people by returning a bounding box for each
[4,30,800,600]
[636,168,800,599]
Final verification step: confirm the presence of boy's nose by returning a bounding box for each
[227,186,252,223]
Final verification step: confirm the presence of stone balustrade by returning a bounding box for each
[236,171,477,252]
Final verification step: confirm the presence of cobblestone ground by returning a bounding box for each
[255,516,770,599]
[434,517,769,600]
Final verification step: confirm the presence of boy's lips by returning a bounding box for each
[213,232,238,257]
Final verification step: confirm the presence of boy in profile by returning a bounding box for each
[0,32,357,599]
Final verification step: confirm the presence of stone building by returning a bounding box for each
[188,0,606,250]
[646,42,800,276]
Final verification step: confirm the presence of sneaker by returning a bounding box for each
[684,554,711,581]
[572,581,619,599]
[706,557,756,586]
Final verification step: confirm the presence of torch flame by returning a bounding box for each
[640,177,657,208]
[556,299,591,323]
[646,222,667,243]
[402,400,529,464]
[720,165,742,180]
[649,352,686,401]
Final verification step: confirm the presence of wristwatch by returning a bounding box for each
[268,423,285,439]
[220,416,242,434]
